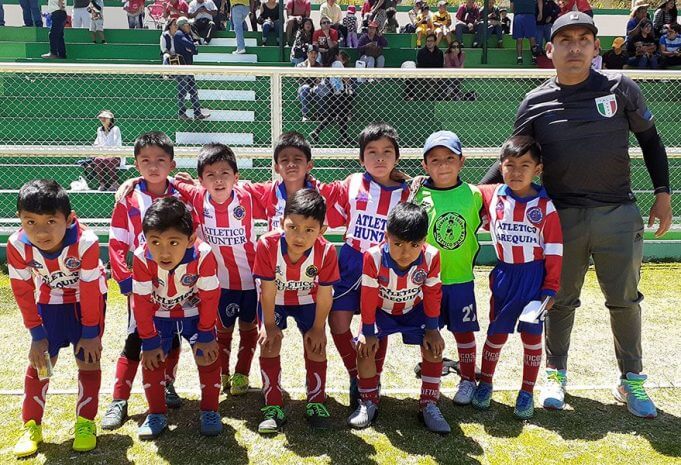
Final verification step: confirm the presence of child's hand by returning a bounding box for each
[76,336,102,364]
[174,171,195,185]
[258,324,283,351]
[193,340,219,364]
[114,177,142,202]
[544,296,555,311]
[358,335,378,358]
[304,327,326,355]
[28,338,49,371]
[141,347,165,370]
[422,330,444,358]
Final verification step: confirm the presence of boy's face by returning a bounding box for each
[135,146,176,185]
[199,160,239,204]
[146,227,196,271]
[422,146,464,188]
[500,152,542,194]
[361,137,398,181]
[18,210,75,254]
[386,232,425,270]
[282,214,326,255]
[274,148,313,185]
[668,29,678,40]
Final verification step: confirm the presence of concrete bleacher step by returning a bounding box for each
[194,89,257,101]
[195,74,257,82]
[194,53,258,64]
[209,38,259,47]
[175,132,254,145]
[182,109,255,122]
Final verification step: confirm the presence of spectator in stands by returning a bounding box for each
[20,0,43,27]
[161,18,179,64]
[368,0,387,32]
[285,0,311,46]
[166,0,190,20]
[627,1,651,38]
[320,0,346,43]
[404,0,423,34]
[358,20,388,67]
[42,0,67,59]
[314,16,340,66]
[385,7,399,33]
[417,32,444,67]
[433,1,453,46]
[455,0,480,45]
[72,0,90,28]
[591,45,602,69]
[343,5,359,47]
[297,44,324,121]
[231,0,250,53]
[602,36,627,69]
[559,0,592,17]
[510,0,541,64]
[90,110,123,191]
[444,41,466,100]
[189,0,218,44]
[0,0,4,27]
[415,4,433,47]
[310,51,354,145]
[474,0,504,48]
[249,0,260,31]
[259,0,281,44]
[627,19,661,68]
[88,0,106,44]
[124,0,146,28]
[291,17,314,64]
[500,7,511,34]
[175,17,210,120]
[653,0,678,37]
[535,0,560,52]
[660,22,681,66]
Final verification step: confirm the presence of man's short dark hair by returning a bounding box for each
[17,179,71,218]
[283,189,326,226]
[426,32,437,42]
[197,143,238,177]
[387,202,428,243]
[274,131,312,163]
[134,131,174,159]
[499,135,542,164]
[359,122,400,162]
[142,197,193,237]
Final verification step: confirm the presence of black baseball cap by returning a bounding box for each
[550,12,598,40]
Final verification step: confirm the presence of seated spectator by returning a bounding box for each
[403,0,423,34]
[455,0,480,45]
[368,0,387,32]
[627,19,661,68]
[660,22,681,66]
[124,0,145,29]
[432,1,453,46]
[627,0,651,38]
[358,20,388,67]
[320,0,347,44]
[160,18,179,64]
[310,51,354,145]
[417,32,443,67]
[560,0,593,17]
[602,36,627,69]
[653,0,677,37]
[535,0,560,52]
[258,0,281,44]
[361,0,373,30]
[285,0,311,46]
[313,16,340,66]
[89,110,123,191]
[88,0,106,44]
[500,8,511,34]
[415,4,433,47]
[474,0,504,48]
[385,7,399,33]
[291,16,314,64]
[165,0,190,20]
[591,46,603,69]
[296,45,325,121]
[344,5,359,47]
[444,41,466,100]
[189,0,217,44]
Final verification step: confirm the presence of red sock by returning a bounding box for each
[331,330,358,378]
[358,375,380,404]
[521,332,543,393]
[22,366,49,424]
[76,370,101,420]
[164,347,180,383]
[454,331,477,381]
[259,356,283,406]
[198,360,221,411]
[234,328,258,376]
[304,354,327,403]
[419,360,443,408]
[216,330,233,377]
[480,333,509,385]
[375,337,388,376]
[142,362,167,414]
[112,355,139,400]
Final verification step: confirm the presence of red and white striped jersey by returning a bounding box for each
[331,173,410,252]
[132,240,220,342]
[7,219,107,332]
[174,181,256,290]
[479,183,563,294]
[253,231,340,306]
[361,242,442,324]
[109,179,185,293]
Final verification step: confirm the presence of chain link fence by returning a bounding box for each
[0,64,679,230]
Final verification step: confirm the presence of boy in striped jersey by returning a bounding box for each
[254,189,340,433]
[8,180,107,457]
[133,197,222,439]
[474,136,563,419]
[348,202,450,434]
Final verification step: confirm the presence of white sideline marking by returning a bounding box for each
[175,132,254,145]
[194,89,256,101]
[184,109,255,122]
[195,74,256,82]
[208,38,258,47]
[193,53,258,63]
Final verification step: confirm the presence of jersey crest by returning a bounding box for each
[433,212,467,250]
[595,94,617,118]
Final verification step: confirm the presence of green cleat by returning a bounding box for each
[229,373,249,396]
[258,405,286,434]
[72,416,97,452]
[14,420,42,458]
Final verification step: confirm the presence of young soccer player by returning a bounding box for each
[411,131,484,406]
[172,144,259,396]
[348,202,450,434]
[133,197,222,439]
[474,136,562,419]
[254,189,339,433]
[102,131,185,430]
[9,180,107,457]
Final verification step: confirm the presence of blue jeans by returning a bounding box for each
[262,19,281,43]
[629,54,659,69]
[474,22,503,44]
[0,0,5,26]
[127,12,144,28]
[535,23,551,50]
[231,4,249,50]
[20,0,42,26]
[49,10,67,57]
[176,75,202,116]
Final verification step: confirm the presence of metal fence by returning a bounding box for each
[0,63,678,230]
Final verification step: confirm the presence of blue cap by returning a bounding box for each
[423,131,462,157]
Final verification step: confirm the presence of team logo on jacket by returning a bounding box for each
[181,273,198,286]
[412,269,427,285]
[28,260,43,269]
[305,265,318,278]
[526,207,543,224]
[233,205,246,220]
[203,208,214,220]
[433,212,467,250]
[595,94,617,118]
[64,256,81,270]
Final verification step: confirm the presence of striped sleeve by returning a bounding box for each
[172,178,203,212]
[253,235,276,281]
[541,204,563,296]
[109,200,133,294]
[319,180,345,228]
[241,182,270,221]
[78,236,105,338]
[7,238,43,339]
[196,247,220,342]
[360,251,380,336]
[318,242,340,286]
[132,252,159,349]
[422,248,442,328]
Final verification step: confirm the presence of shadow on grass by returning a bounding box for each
[32,432,134,464]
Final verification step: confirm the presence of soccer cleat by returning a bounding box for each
[514,390,535,419]
[101,399,128,430]
[349,377,360,410]
[258,405,286,434]
[72,416,97,452]
[305,403,331,430]
[138,413,168,440]
[540,369,567,410]
[229,373,249,396]
[418,403,451,434]
[165,381,183,409]
[452,379,477,405]
[472,382,493,410]
[613,372,658,419]
[221,374,231,394]
[199,411,223,436]
[347,400,378,429]
[13,420,42,458]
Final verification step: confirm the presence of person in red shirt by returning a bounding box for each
[285,0,311,45]
[313,16,339,65]
[165,0,189,20]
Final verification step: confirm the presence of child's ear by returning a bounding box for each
[67,210,76,226]
[306,160,314,172]
[234,172,240,183]
[460,155,466,166]
[421,159,428,173]
[188,231,197,244]
[171,160,177,171]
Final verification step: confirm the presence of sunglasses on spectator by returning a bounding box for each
[321,21,331,24]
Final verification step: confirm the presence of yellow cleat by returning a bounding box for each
[14,420,42,458]
[72,416,97,452]
[221,374,231,394]
[229,373,250,396]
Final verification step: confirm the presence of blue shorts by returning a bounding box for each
[257,303,316,334]
[373,304,428,345]
[38,296,107,359]
[488,260,545,335]
[439,281,479,333]
[217,288,258,329]
[154,316,207,355]
[332,245,363,312]
[512,14,537,39]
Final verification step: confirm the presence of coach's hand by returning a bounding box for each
[174,172,197,185]
[258,324,283,351]
[649,192,672,238]
[358,335,378,359]
[114,177,142,202]
[423,330,444,358]
[142,347,166,370]
[28,338,49,371]
[76,336,102,364]
[194,340,219,364]
[304,327,327,355]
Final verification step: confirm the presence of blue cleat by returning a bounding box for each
[137,413,168,440]
[613,372,657,419]
[200,411,223,436]
[472,382,493,410]
[514,390,535,419]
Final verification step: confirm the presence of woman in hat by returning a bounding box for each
[91,110,123,191]
[653,0,678,37]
